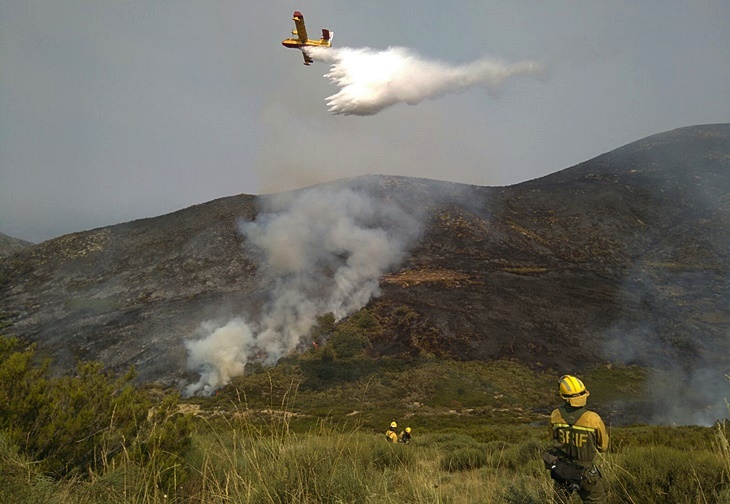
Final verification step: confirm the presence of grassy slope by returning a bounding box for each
[192,354,649,434]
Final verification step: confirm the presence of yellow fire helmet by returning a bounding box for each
[559,375,590,407]
[405,427,412,434]
[390,421,397,429]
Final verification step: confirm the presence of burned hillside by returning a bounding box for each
[371,126,730,386]
[1,124,729,398]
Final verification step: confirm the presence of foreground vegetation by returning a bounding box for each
[2,413,729,503]
[1,328,729,503]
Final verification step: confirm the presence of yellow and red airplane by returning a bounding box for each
[281,11,332,65]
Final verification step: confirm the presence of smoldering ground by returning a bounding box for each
[184,179,426,396]
[600,137,730,426]
[305,46,545,116]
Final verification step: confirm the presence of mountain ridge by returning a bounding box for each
[0,232,34,258]
[1,125,728,405]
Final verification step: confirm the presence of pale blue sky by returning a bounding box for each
[2,1,729,242]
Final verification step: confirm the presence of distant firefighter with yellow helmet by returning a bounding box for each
[385,421,399,443]
[398,426,412,444]
[544,375,609,503]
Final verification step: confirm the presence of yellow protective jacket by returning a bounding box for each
[549,405,608,467]
[385,429,398,443]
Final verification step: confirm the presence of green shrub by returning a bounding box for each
[370,438,414,471]
[131,393,192,492]
[261,438,369,504]
[329,327,371,359]
[498,438,544,470]
[500,475,552,504]
[430,432,482,451]
[0,338,50,446]
[441,447,488,472]
[0,336,192,484]
[484,440,511,453]
[310,313,335,344]
[30,362,150,475]
[610,445,726,503]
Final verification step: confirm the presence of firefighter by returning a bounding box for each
[546,375,609,503]
[398,426,412,444]
[385,421,398,443]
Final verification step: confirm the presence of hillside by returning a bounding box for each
[1,124,729,415]
[0,232,33,258]
[373,125,730,371]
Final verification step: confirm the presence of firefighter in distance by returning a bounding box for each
[385,421,399,443]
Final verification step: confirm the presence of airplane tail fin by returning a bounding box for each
[322,29,332,44]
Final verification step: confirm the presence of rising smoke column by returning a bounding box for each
[185,182,423,395]
[305,46,544,115]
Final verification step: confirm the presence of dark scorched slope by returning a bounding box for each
[1,124,729,386]
[373,125,730,381]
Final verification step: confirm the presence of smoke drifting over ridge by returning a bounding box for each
[184,182,423,395]
[305,46,545,116]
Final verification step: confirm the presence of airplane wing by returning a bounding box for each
[302,51,313,66]
[293,11,308,43]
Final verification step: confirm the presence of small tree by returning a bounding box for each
[329,328,371,359]
[310,313,335,346]
[0,336,191,481]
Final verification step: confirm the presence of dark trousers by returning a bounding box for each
[553,471,606,503]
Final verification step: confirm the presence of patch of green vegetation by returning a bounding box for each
[0,335,191,490]
[441,446,488,472]
[6,300,727,502]
[607,445,727,503]
[610,424,718,452]
[7,424,724,502]
[205,352,656,439]
[2,298,728,503]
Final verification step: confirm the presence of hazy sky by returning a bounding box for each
[2,1,729,243]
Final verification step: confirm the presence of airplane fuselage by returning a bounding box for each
[281,39,330,49]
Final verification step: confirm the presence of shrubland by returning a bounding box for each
[1,318,728,503]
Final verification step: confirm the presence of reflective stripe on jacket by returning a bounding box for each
[549,405,608,466]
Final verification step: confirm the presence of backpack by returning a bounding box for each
[550,459,583,491]
[544,406,589,492]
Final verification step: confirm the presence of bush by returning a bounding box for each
[370,438,414,471]
[310,313,335,345]
[30,362,151,475]
[131,393,193,491]
[500,475,552,504]
[0,336,191,484]
[498,438,544,470]
[263,438,369,503]
[610,445,727,503]
[329,327,371,359]
[441,447,488,472]
[0,338,49,448]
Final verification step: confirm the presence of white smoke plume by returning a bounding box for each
[184,182,423,396]
[305,46,545,115]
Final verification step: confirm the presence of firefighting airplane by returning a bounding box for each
[281,11,332,65]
